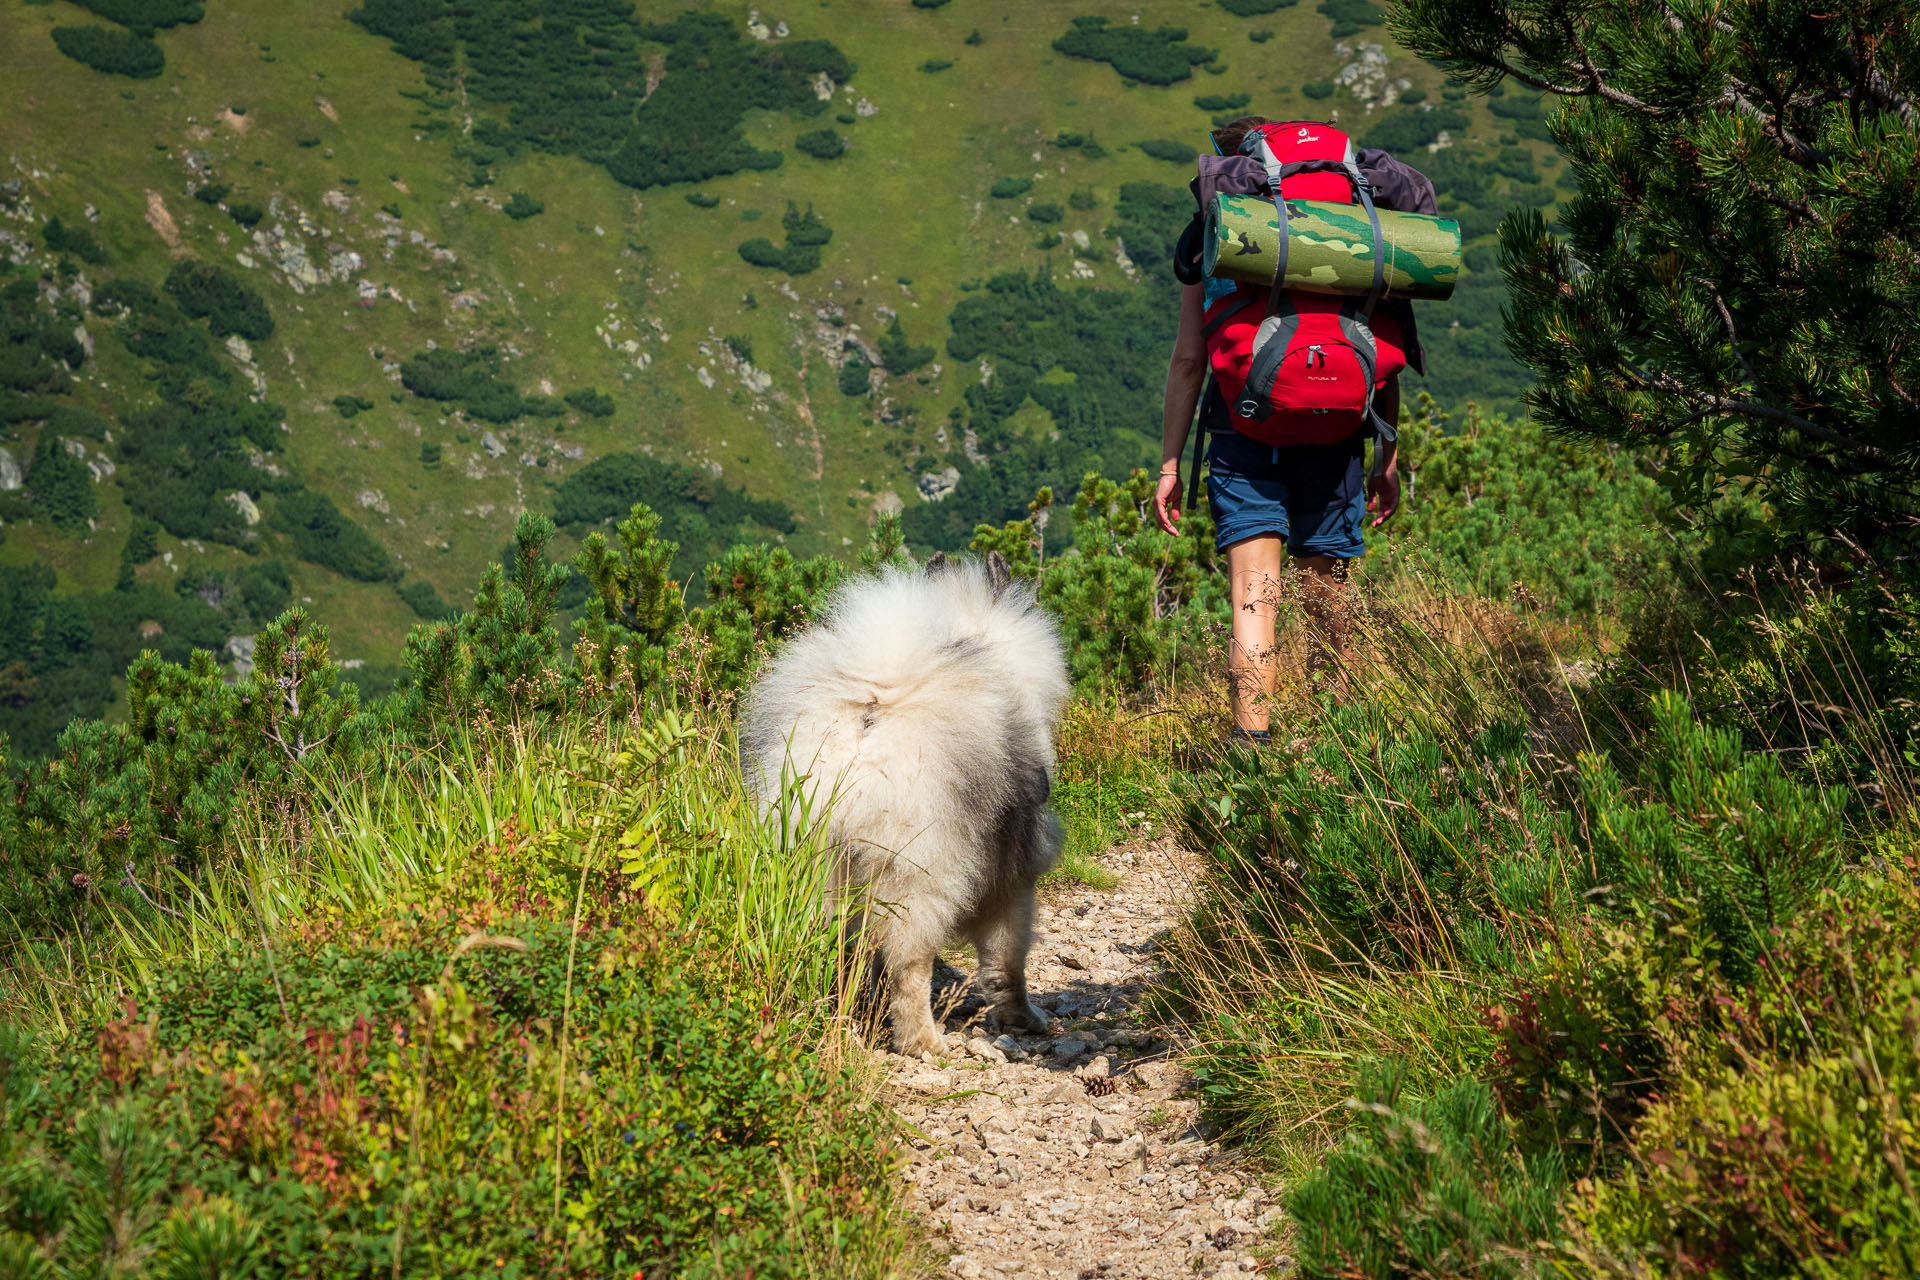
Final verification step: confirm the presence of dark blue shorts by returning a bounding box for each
[1206,429,1367,558]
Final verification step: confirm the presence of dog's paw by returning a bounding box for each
[892,1027,946,1060]
[992,1000,1052,1034]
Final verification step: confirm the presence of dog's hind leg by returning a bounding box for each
[972,888,1050,1033]
[884,942,946,1058]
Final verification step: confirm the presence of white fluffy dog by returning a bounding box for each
[739,552,1069,1057]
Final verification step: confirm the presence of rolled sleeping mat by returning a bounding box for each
[1203,192,1462,301]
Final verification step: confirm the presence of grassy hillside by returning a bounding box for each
[0,0,1563,752]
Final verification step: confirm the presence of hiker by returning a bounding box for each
[1153,116,1435,738]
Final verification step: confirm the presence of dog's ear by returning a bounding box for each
[985,550,1012,596]
[924,550,949,577]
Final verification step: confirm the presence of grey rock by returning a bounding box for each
[966,1037,1007,1065]
[917,465,960,502]
[0,446,19,491]
[1051,1037,1090,1063]
[480,432,506,458]
[226,635,257,678]
[1090,1113,1129,1143]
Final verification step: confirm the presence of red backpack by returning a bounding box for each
[1202,121,1406,450]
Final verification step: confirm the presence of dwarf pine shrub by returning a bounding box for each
[1579,692,1850,979]
[1182,708,1577,971]
[1286,1061,1562,1279]
[0,921,899,1278]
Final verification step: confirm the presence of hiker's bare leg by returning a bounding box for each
[1226,534,1285,732]
[1293,554,1354,697]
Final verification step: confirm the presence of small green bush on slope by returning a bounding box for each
[1052,16,1217,86]
[49,26,165,79]
[0,704,915,1278]
[0,922,899,1279]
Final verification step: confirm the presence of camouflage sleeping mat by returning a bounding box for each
[1203,192,1461,301]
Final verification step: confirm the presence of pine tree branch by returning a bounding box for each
[1667,398,1891,467]
[1617,359,1889,467]
[1652,0,1830,170]
[1856,61,1917,129]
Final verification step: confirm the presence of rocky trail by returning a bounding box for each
[885,843,1281,1279]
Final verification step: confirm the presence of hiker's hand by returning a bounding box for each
[1367,465,1401,527]
[1154,470,1181,535]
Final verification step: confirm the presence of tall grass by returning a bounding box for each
[1148,539,1918,1270]
[0,704,921,1279]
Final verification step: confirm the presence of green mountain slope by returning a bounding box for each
[0,0,1566,754]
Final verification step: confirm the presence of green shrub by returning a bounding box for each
[1287,1062,1563,1279]
[332,393,375,419]
[564,386,615,417]
[42,217,108,266]
[1316,0,1384,37]
[783,202,831,246]
[225,199,265,228]
[876,316,934,374]
[1399,87,1427,103]
[396,576,454,619]
[553,452,796,590]
[163,261,274,341]
[685,191,720,208]
[1248,27,1274,42]
[1052,16,1217,85]
[737,236,786,268]
[503,191,544,220]
[0,919,899,1278]
[399,346,533,422]
[1218,0,1296,13]
[419,440,442,467]
[270,490,400,582]
[1361,103,1468,151]
[237,559,291,619]
[1180,705,1576,970]
[1579,692,1849,980]
[1392,404,1663,616]
[964,28,982,44]
[920,57,954,72]
[1135,138,1193,163]
[912,0,951,7]
[1025,201,1063,223]
[1301,80,1336,100]
[354,6,846,193]
[1485,908,1715,1172]
[72,0,203,27]
[977,473,1226,693]
[989,176,1034,199]
[50,25,164,78]
[0,610,368,937]
[193,182,230,205]
[794,128,845,159]
[736,204,831,276]
[1563,883,1920,1274]
[1053,130,1085,148]
[25,433,97,533]
[838,352,871,396]
[1193,91,1251,111]
[1068,186,1097,210]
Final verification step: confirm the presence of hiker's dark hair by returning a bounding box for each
[1212,115,1271,155]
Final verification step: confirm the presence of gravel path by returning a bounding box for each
[886,841,1281,1279]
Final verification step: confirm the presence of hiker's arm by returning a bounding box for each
[1367,373,1402,527]
[1156,284,1208,534]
